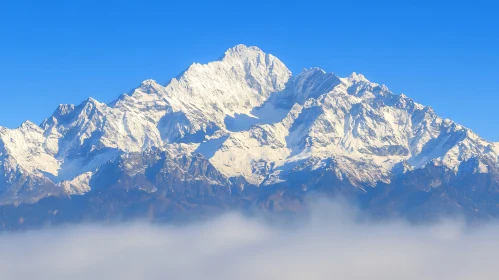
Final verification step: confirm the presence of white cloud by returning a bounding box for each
[0,200,498,280]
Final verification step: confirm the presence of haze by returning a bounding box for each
[1,201,498,280]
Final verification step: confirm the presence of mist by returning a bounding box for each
[1,201,498,280]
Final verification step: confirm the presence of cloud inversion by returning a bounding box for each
[0,201,497,280]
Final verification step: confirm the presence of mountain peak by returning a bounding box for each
[348,72,368,82]
[219,44,283,69]
[140,79,158,86]
[169,44,291,109]
[301,67,327,74]
[223,44,262,57]
[54,104,76,116]
[20,120,40,130]
[137,79,162,93]
[84,97,101,104]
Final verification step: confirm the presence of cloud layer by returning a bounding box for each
[1,201,498,280]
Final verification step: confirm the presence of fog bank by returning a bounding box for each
[0,201,498,280]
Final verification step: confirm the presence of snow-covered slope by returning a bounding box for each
[0,44,498,206]
[207,66,499,187]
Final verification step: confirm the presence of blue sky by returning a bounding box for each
[1,0,498,139]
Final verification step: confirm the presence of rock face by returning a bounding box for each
[1,44,499,228]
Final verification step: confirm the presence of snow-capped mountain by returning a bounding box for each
[1,44,498,226]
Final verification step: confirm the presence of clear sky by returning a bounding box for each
[1,0,498,140]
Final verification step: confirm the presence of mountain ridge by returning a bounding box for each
[0,44,498,226]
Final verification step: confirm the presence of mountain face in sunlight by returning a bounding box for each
[1,45,499,228]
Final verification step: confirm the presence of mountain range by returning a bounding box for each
[1,45,498,228]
